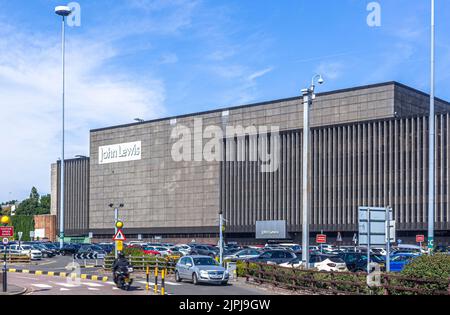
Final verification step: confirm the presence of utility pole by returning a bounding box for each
[55,5,72,249]
[301,75,324,269]
[428,0,435,254]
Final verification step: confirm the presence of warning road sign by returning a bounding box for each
[113,229,126,241]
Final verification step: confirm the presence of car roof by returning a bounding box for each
[184,255,214,259]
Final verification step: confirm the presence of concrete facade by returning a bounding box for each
[52,82,450,243]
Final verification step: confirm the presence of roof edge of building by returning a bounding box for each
[90,81,449,133]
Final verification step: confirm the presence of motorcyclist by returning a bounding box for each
[112,252,131,283]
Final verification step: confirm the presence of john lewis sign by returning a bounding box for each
[99,141,142,165]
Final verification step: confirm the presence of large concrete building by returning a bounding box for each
[51,82,450,244]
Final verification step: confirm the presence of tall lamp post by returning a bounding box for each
[55,5,72,249]
[301,75,324,268]
[428,0,436,254]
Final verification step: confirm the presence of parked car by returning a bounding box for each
[246,250,296,265]
[30,244,55,258]
[175,244,192,256]
[144,246,172,256]
[96,243,114,254]
[434,245,450,254]
[337,252,386,272]
[9,244,42,260]
[77,244,106,259]
[389,253,421,272]
[142,246,162,256]
[279,254,348,272]
[223,248,261,261]
[175,255,229,285]
[189,245,218,257]
[60,243,80,256]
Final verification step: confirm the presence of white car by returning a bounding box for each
[9,244,42,260]
[175,244,191,256]
[279,254,348,272]
[224,249,261,261]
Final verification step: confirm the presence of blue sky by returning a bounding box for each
[0,0,449,201]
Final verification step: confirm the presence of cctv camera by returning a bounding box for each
[318,77,324,85]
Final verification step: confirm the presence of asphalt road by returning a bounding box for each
[7,255,272,296]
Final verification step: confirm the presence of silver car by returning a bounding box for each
[175,255,229,285]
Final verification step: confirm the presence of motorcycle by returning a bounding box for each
[114,266,134,290]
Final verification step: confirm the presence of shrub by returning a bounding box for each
[393,254,450,295]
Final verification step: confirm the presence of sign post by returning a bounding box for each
[359,207,394,274]
[113,229,126,255]
[416,235,425,249]
[1,216,11,292]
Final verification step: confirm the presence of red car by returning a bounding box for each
[143,246,162,256]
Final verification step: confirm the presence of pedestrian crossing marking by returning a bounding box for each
[32,284,52,289]
[88,287,100,291]
[60,288,70,291]
[83,282,103,287]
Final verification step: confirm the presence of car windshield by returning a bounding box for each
[21,245,31,250]
[193,257,219,266]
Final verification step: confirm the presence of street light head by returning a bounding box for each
[317,76,324,85]
[109,203,114,208]
[55,5,72,17]
[119,204,124,208]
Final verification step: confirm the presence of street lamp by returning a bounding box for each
[134,118,145,123]
[428,0,435,254]
[55,5,72,250]
[301,74,324,269]
[109,203,124,258]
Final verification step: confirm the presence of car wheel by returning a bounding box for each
[175,271,182,282]
[192,273,199,285]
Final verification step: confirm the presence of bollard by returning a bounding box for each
[154,266,158,293]
[146,266,149,291]
[161,268,165,295]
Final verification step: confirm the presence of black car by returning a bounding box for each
[337,252,386,272]
[60,243,81,256]
[434,245,450,253]
[246,250,297,265]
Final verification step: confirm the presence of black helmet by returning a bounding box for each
[118,252,125,259]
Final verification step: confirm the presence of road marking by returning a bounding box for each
[83,282,104,287]
[88,287,100,291]
[137,280,181,286]
[52,282,80,288]
[32,284,53,289]
[106,281,115,285]
[60,288,70,291]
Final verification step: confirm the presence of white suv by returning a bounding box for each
[9,244,42,260]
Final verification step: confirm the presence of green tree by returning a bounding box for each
[15,187,50,216]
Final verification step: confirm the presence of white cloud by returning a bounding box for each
[247,67,274,82]
[0,23,166,201]
[158,53,179,64]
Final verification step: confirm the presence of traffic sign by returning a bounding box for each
[416,235,425,243]
[0,226,14,237]
[116,240,123,251]
[316,234,327,244]
[113,229,126,241]
[337,232,343,242]
[2,238,9,245]
[18,232,23,240]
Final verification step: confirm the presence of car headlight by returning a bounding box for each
[200,270,209,277]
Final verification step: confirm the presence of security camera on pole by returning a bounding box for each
[301,75,324,269]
